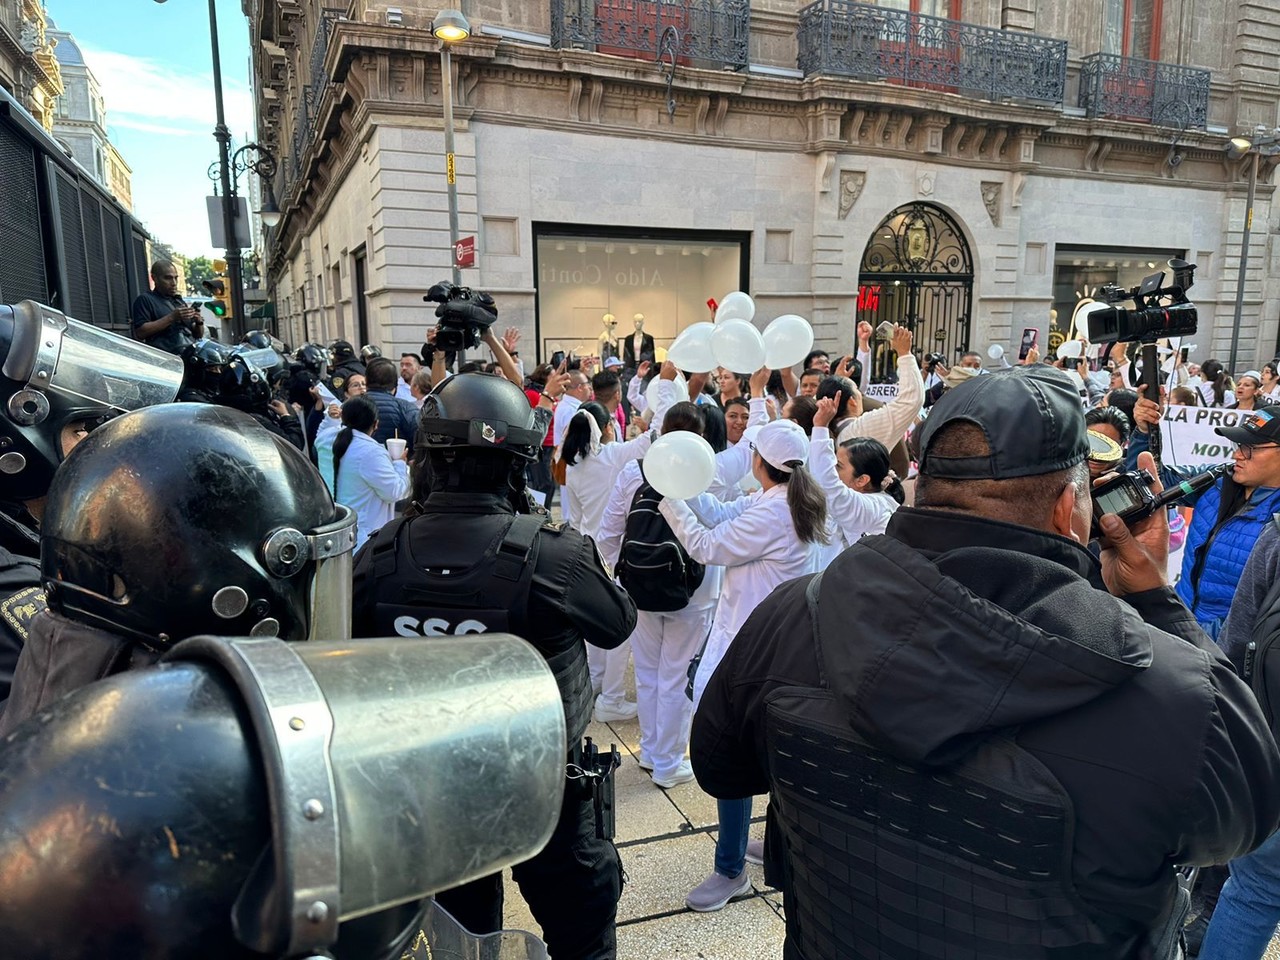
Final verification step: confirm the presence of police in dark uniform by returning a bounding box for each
[328,339,366,398]
[0,401,357,736]
[352,372,637,960]
[0,300,184,700]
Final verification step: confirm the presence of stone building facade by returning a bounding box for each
[249,0,1280,371]
[48,24,134,212]
[0,0,62,132]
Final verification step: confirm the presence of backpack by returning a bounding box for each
[1243,514,1280,736]
[616,462,705,612]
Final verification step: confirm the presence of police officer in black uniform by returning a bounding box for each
[328,339,366,398]
[0,401,357,735]
[0,301,183,700]
[352,371,637,960]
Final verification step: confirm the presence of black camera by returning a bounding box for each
[924,352,946,372]
[424,281,497,352]
[1091,461,1229,540]
[1089,259,1198,344]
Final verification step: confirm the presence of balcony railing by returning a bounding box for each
[797,0,1066,106]
[551,0,750,72]
[306,7,347,124]
[1078,53,1209,130]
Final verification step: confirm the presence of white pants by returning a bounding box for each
[630,605,714,781]
[586,640,632,709]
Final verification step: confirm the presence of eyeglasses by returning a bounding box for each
[1236,443,1280,459]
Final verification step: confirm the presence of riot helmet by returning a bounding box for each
[360,343,383,363]
[181,338,230,397]
[219,352,272,411]
[40,403,357,649]
[0,301,184,502]
[241,329,273,350]
[295,342,330,379]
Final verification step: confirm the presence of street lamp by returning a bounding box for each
[1225,127,1280,371]
[432,8,470,287]
[154,0,244,334]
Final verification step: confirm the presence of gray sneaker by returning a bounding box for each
[685,869,752,912]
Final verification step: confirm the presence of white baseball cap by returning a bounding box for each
[752,419,809,473]
[603,356,624,369]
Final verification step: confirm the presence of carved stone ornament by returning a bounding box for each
[917,170,935,197]
[839,171,866,219]
[981,181,1003,227]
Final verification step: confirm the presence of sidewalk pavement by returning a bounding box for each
[502,712,786,959]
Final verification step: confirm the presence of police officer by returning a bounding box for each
[218,352,306,449]
[0,401,357,735]
[179,338,231,403]
[0,301,183,699]
[328,339,366,398]
[352,371,636,960]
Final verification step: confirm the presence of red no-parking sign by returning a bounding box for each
[454,236,475,269]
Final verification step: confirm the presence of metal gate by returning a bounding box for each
[856,202,973,382]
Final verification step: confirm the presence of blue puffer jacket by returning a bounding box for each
[1176,481,1280,636]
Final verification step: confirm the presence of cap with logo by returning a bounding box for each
[918,365,1090,480]
[1216,407,1280,446]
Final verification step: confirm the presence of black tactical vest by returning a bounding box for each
[361,511,595,743]
[762,574,1119,960]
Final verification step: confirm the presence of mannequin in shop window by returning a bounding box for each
[623,314,655,371]
[598,314,619,362]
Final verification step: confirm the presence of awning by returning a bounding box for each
[249,302,276,320]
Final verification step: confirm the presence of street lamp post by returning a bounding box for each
[432,9,470,289]
[208,143,279,331]
[1226,129,1280,372]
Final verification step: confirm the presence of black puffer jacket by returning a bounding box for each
[693,507,1280,956]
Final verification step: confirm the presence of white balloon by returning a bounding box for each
[1057,339,1083,360]
[643,431,717,500]
[762,314,815,369]
[667,322,717,373]
[715,291,756,325]
[710,321,766,374]
[646,372,689,413]
[987,343,1005,360]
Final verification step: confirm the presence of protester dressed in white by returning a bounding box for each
[552,370,591,525]
[563,401,656,722]
[659,419,829,913]
[834,324,924,450]
[811,397,904,547]
[323,394,410,547]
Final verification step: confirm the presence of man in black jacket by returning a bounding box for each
[364,356,418,455]
[692,365,1280,960]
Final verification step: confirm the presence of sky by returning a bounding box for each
[47,0,256,260]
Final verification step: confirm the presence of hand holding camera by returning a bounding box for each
[1096,452,1170,596]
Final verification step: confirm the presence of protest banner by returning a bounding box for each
[864,383,899,402]
[1158,405,1242,468]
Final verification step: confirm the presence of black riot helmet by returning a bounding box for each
[219,352,272,411]
[182,337,230,397]
[295,342,330,379]
[0,301,184,502]
[241,329,273,349]
[40,403,357,649]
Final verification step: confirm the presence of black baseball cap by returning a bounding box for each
[918,366,1089,480]
[1216,407,1280,445]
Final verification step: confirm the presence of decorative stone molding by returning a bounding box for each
[981,181,1003,226]
[917,169,935,197]
[839,170,866,219]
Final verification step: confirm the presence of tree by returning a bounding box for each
[185,256,215,292]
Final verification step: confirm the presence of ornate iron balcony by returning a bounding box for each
[551,0,750,71]
[307,7,347,126]
[797,0,1066,106]
[1078,53,1209,130]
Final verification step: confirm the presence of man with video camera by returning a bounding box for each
[691,365,1280,959]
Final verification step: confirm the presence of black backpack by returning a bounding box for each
[617,462,705,612]
[1243,514,1280,736]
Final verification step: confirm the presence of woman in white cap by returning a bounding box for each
[658,418,829,913]
[1231,371,1273,412]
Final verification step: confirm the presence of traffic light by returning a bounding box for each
[202,277,231,320]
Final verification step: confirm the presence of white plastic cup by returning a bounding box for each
[386,437,407,460]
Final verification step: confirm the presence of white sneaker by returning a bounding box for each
[685,869,752,912]
[652,759,694,789]
[593,699,639,723]
[745,838,764,865]
[637,756,655,772]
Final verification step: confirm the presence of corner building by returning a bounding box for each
[249,0,1280,369]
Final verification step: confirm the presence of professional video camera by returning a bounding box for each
[424,281,497,351]
[1088,259,1198,344]
[923,352,946,373]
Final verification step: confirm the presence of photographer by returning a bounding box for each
[690,366,1280,959]
[131,260,203,355]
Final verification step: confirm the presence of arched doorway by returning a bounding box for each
[856,202,974,382]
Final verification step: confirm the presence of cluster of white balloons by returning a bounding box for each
[666,291,815,375]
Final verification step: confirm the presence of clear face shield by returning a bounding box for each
[260,504,357,643]
[2,301,184,424]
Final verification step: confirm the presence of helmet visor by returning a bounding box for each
[307,505,357,642]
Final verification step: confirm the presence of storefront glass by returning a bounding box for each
[1052,245,1185,334]
[534,231,746,364]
